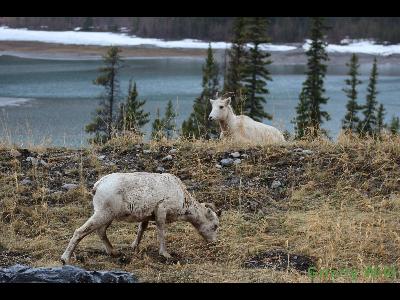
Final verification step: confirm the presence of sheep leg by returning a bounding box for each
[155,208,171,259]
[61,212,111,264]
[131,221,149,252]
[96,221,118,257]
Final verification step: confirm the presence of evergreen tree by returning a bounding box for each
[241,17,273,122]
[117,80,150,134]
[295,17,330,138]
[342,53,362,133]
[293,90,310,138]
[82,17,93,31]
[359,58,379,136]
[223,17,247,113]
[376,103,386,135]
[182,44,219,139]
[163,100,177,139]
[86,46,122,143]
[151,108,164,140]
[389,115,400,135]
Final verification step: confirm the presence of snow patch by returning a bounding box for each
[0,26,295,51]
[0,97,33,107]
[303,39,400,56]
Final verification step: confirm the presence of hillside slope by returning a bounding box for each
[1,135,399,282]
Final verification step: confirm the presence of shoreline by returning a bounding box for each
[2,41,400,65]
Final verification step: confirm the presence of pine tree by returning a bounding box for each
[241,17,273,122]
[293,90,310,138]
[389,115,400,135]
[182,44,219,139]
[163,100,177,139]
[117,80,149,134]
[376,103,386,135]
[359,58,379,136]
[82,17,93,31]
[223,17,247,113]
[295,17,330,138]
[342,53,362,133]
[151,108,164,140]
[85,46,122,143]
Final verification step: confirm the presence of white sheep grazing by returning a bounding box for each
[208,97,286,145]
[61,172,220,264]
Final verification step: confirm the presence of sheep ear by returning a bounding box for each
[209,99,215,104]
[224,97,231,105]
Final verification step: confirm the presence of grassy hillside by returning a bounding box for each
[1,134,399,282]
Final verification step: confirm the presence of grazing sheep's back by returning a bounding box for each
[92,173,189,222]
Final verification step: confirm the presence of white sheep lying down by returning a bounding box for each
[61,172,220,264]
[208,97,286,145]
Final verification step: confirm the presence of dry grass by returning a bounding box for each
[1,134,400,282]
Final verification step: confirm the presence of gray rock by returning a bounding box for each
[302,149,313,155]
[162,155,173,161]
[26,157,38,166]
[61,183,79,191]
[220,158,234,167]
[156,166,165,173]
[135,144,141,149]
[293,148,303,153]
[215,164,222,169]
[169,148,177,154]
[0,264,137,283]
[143,150,152,154]
[271,180,282,189]
[20,178,32,185]
[233,159,241,165]
[241,153,249,158]
[230,152,241,158]
[98,155,106,160]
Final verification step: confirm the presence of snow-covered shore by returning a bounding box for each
[1,26,400,58]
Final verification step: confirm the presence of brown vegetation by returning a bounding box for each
[1,134,399,282]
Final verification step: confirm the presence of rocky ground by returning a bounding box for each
[1,136,400,282]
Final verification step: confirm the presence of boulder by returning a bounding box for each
[61,183,79,191]
[271,180,282,189]
[0,264,137,283]
[220,158,234,167]
[230,152,241,158]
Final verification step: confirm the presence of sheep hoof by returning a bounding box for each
[108,249,120,257]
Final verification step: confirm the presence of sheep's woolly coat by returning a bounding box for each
[92,172,200,222]
[209,97,286,145]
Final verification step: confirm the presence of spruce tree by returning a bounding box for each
[82,17,93,31]
[389,115,400,135]
[342,53,362,133]
[223,17,247,113]
[117,80,150,134]
[86,46,122,143]
[151,108,164,140]
[293,90,310,138]
[182,44,219,139]
[163,100,177,139]
[359,58,379,136]
[241,17,273,122]
[295,17,330,138]
[376,103,386,135]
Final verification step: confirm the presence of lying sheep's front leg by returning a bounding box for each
[155,207,171,259]
[131,221,149,252]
